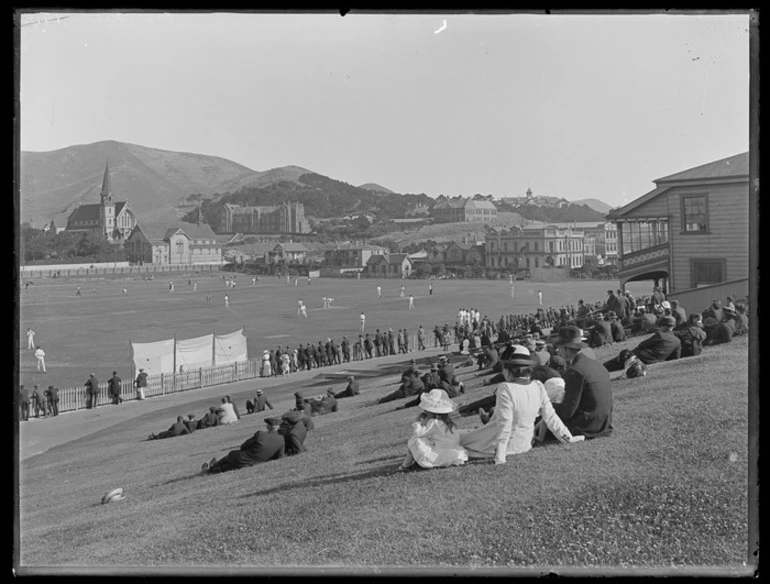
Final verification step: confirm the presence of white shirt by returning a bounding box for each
[35,348,45,358]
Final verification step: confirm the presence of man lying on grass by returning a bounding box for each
[201,417,285,475]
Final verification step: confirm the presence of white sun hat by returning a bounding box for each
[419,389,456,414]
[101,487,126,505]
[544,377,566,404]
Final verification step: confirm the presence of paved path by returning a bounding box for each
[19,347,448,462]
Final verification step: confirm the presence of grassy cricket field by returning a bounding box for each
[15,274,752,575]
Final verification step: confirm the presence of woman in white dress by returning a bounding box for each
[460,345,583,465]
[261,350,272,377]
[399,389,468,470]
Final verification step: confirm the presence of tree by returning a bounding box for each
[431,263,446,278]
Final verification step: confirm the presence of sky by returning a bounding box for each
[18,11,752,208]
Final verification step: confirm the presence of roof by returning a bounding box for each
[366,253,411,266]
[67,204,101,224]
[654,152,749,183]
[274,242,309,252]
[466,199,497,210]
[133,221,217,242]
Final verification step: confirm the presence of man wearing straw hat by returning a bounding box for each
[551,326,613,440]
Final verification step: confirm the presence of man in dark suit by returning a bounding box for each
[608,311,626,343]
[632,316,681,364]
[587,314,613,348]
[148,415,190,440]
[108,371,123,405]
[552,326,613,440]
[334,375,360,399]
[246,389,274,414]
[378,369,425,404]
[305,389,338,416]
[201,417,285,474]
[31,385,48,418]
[46,385,60,416]
[84,373,99,409]
[198,406,220,429]
[279,411,308,456]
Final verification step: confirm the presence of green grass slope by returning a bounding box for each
[18,334,749,573]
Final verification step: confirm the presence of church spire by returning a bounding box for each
[100,162,112,204]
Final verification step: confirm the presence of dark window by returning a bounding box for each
[690,258,726,288]
[682,195,709,233]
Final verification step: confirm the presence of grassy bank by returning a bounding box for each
[17,335,749,574]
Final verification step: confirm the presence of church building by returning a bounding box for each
[65,162,137,241]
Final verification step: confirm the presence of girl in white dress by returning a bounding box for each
[460,345,583,465]
[399,389,468,470]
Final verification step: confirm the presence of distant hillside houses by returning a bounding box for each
[219,201,309,235]
[501,188,569,209]
[431,196,498,223]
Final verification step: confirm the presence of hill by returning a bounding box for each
[357,182,396,195]
[20,141,263,226]
[572,198,614,214]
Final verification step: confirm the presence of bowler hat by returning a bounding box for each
[659,316,676,327]
[553,326,588,349]
[264,417,282,426]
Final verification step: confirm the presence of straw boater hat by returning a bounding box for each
[661,301,671,309]
[430,362,439,371]
[101,488,126,505]
[723,306,736,315]
[256,389,263,395]
[418,389,456,414]
[553,326,589,350]
[502,345,534,366]
[438,355,448,362]
[264,417,282,426]
[606,311,617,320]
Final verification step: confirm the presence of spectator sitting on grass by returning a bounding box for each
[459,345,582,464]
[469,363,563,423]
[279,410,308,456]
[148,416,190,441]
[378,369,425,404]
[184,414,198,434]
[734,304,749,336]
[631,316,681,365]
[216,397,239,425]
[226,395,241,420]
[198,406,220,429]
[675,314,707,357]
[334,375,360,399]
[292,393,315,431]
[246,389,274,414]
[201,417,285,475]
[704,306,739,346]
[304,389,339,416]
[398,389,468,471]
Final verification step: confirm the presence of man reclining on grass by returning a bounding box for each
[279,410,308,456]
[148,415,190,441]
[304,389,339,416]
[333,375,360,399]
[200,417,285,474]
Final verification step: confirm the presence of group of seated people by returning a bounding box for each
[399,326,607,471]
[200,407,313,475]
[377,357,465,406]
[397,293,749,472]
[147,395,242,440]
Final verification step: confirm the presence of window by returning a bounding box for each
[682,195,709,232]
[535,257,539,268]
[690,258,726,288]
